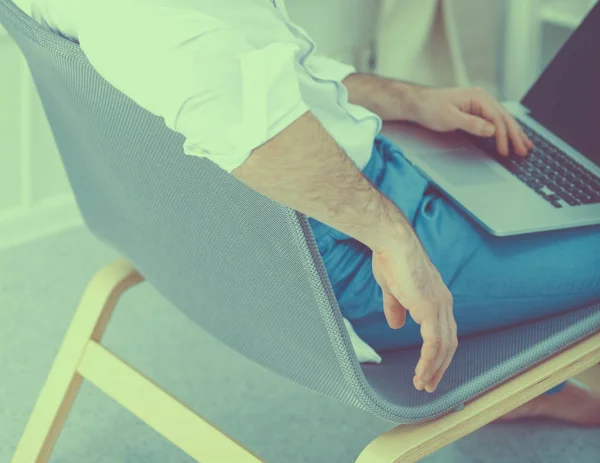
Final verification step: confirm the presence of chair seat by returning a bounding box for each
[359,303,600,422]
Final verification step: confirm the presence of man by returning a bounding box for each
[15,0,600,425]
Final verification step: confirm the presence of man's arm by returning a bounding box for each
[233,111,407,251]
[343,72,422,122]
[233,111,456,394]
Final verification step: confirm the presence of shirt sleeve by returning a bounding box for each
[77,4,310,173]
[303,53,357,83]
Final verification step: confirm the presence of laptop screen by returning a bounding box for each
[522,1,600,167]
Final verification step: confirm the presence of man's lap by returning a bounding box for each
[309,135,600,352]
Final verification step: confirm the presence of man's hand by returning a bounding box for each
[234,111,457,392]
[343,74,533,157]
[409,86,533,157]
[371,231,457,394]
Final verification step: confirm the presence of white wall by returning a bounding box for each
[0,26,81,250]
[0,0,381,250]
[287,0,381,69]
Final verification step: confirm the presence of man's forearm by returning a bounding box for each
[232,111,413,251]
[343,72,422,122]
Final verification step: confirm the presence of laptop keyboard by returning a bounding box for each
[471,122,600,208]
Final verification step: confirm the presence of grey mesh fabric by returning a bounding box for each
[2,0,598,424]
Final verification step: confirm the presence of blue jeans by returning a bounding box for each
[308,135,600,396]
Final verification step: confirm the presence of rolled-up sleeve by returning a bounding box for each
[177,40,311,172]
[78,4,310,172]
[303,53,357,83]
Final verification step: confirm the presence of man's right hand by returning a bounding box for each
[371,231,457,393]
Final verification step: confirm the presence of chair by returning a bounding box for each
[2,1,599,461]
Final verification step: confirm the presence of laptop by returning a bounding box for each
[381,2,600,236]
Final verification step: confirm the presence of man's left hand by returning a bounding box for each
[407,86,533,157]
[343,74,533,157]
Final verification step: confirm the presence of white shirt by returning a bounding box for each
[15,0,382,173]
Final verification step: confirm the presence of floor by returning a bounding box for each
[1,226,599,463]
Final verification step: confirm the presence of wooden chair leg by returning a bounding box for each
[11,259,144,463]
[356,331,600,463]
[76,341,264,462]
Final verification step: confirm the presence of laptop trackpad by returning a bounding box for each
[419,150,509,186]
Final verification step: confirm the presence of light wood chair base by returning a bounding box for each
[11,258,263,463]
[356,332,600,463]
[11,259,600,463]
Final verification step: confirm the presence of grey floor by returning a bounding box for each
[1,226,599,463]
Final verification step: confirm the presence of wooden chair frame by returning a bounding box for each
[11,258,600,463]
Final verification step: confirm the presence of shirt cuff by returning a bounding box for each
[304,54,357,83]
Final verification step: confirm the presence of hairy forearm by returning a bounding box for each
[343,72,423,122]
[232,111,412,251]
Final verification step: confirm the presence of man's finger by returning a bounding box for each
[426,343,455,391]
[499,106,528,156]
[515,119,534,149]
[382,291,407,329]
[426,309,457,392]
[525,133,535,149]
[426,309,448,386]
[476,100,510,156]
[453,110,496,138]
[414,317,442,390]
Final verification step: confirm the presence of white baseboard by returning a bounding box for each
[0,195,83,251]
